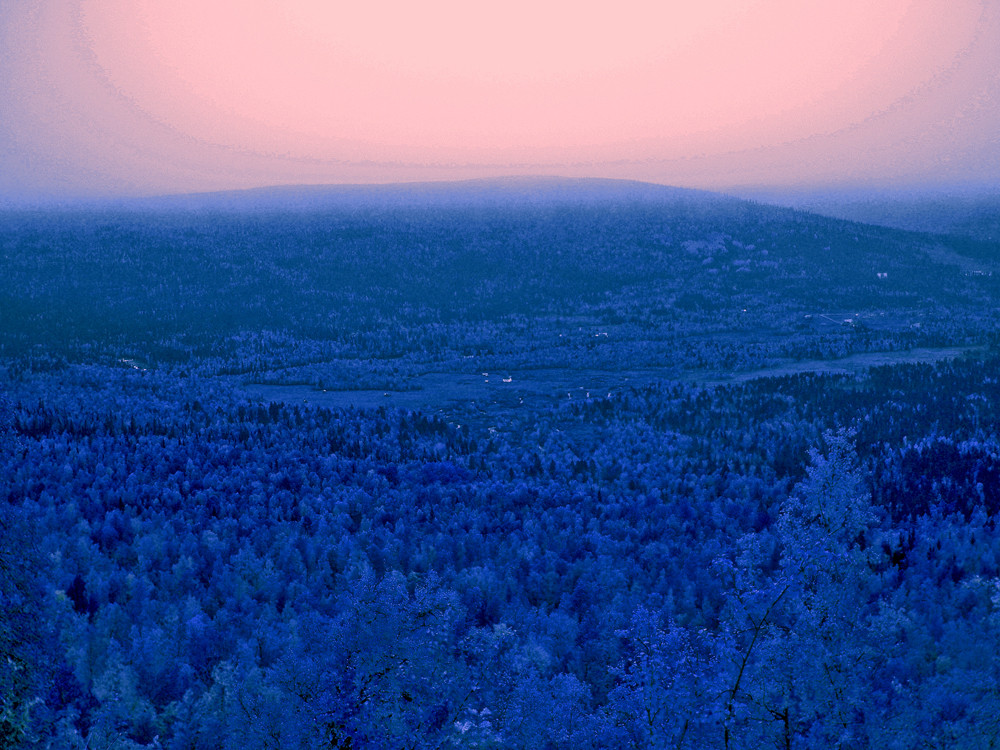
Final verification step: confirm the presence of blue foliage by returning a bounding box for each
[3,198,1000,747]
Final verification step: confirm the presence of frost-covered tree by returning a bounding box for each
[251,569,473,750]
[604,607,718,749]
[716,431,888,749]
[770,430,884,746]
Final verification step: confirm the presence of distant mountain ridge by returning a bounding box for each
[739,186,1000,242]
[125,177,735,212]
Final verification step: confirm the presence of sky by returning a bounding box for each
[1,0,999,201]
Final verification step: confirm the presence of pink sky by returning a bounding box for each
[2,0,999,200]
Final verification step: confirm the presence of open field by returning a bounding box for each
[243,344,988,420]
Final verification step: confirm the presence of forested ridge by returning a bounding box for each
[2,185,1000,748]
[4,192,997,380]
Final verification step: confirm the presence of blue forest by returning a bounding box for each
[3,182,1000,748]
